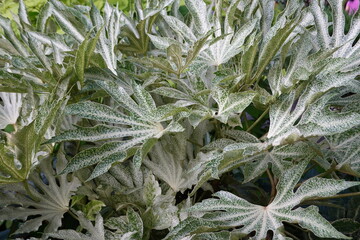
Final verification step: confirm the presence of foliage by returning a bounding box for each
[0,150,81,235]
[0,0,360,239]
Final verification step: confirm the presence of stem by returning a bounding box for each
[186,139,203,148]
[23,180,41,202]
[305,191,360,201]
[246,107,269,133]
[68,209,79,221]
[267,169,276,203]
[301,201,345,209]
[243,112,249,130]
[284,231,301,240]
[331,172,340,180]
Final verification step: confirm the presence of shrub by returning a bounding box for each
[0,0,360,239]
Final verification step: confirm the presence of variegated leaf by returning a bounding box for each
[167,161,359,240]
[212,87,256,124]
[0,151,81,234]
[324,126,360,175]
[51,81,185,178]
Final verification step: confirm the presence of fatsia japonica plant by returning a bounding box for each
[1,0,360,239]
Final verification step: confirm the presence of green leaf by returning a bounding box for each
[145,56,176,74]
[70,195,86,208]
[118,14,158,55]
[253,16,298,81]
[331,219,360,234]
[84,200,105,220]
[75,34,90,86]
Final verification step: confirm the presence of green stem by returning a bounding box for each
[331,172,340,180]
[186,139,203,148]
[23,180,41,202]
[305,191,360,201]
[301,201,345,209]
[246,107,269,133]
[68,209,79,220]
[267,169,276,203]
[284,231,301,240]
[303,163,316,176]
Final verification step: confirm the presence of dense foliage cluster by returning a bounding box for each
[1,0,360,239]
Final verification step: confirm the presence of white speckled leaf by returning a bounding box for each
[162,15,197,43]
[325,126,360,174]
[297,90,360,137]
[48,125,157,143]
[66,101,152,127]
[148,34,180,50]
[104,208,143,240]
[144,133,201,192]
[212,87,256,124]
[309,0,360,58]
[60,139,146,176]
[268,66,360,146]
[94,80,143,118]
[49,212,107,240]
[53,78,185,177]
[50,1,85,42]
[242,141,316,182]
[0,151,81,235]
[0,15,29,56]
[185,0,209,36]
[167,160,359,240]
